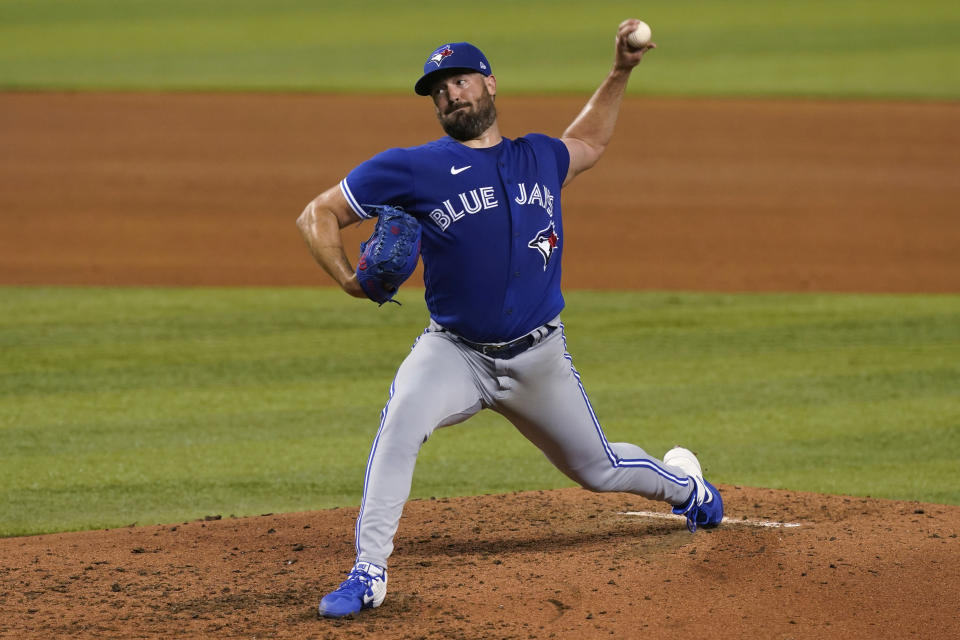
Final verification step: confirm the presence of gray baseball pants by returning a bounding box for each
[354,318,696,569]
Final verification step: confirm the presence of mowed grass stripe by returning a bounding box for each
[0,0,958,98]
[1,287,958,536]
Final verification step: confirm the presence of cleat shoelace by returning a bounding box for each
[335,569,377,600]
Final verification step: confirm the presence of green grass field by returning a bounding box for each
[3,287,958,536]
[1,0,958,98]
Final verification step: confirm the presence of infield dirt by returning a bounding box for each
[1,93,959,639]
[2,93,959,291]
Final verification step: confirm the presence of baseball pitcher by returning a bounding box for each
[297,20,723,618]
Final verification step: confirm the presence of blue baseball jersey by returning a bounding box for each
[341,134,570,343]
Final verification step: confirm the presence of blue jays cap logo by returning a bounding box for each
[415,41,491,95]
[429,45,455,67]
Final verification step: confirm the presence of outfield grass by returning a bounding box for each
[1,0,958,98]
[2,287,958,536]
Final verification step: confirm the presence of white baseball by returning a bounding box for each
[626,21,652,49]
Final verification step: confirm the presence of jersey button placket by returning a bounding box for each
[503,194,529,322]
[497,156,521,325]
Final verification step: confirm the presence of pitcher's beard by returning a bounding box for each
[439,93,497,141]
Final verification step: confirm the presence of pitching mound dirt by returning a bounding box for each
[1,487,958,639]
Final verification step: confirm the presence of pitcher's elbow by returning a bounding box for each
[296,202,315,233]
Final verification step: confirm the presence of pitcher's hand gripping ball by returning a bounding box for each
[356,206,422,305]
[626,21,652,49]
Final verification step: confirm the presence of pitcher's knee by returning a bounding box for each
[375,421,432,457]
[569,468,620,493]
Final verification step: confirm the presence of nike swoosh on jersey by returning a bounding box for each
[450,165,472,175]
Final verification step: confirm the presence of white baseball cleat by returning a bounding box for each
[318,561,388,618]
[663,446,724,532]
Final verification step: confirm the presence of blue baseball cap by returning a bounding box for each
[414,42,492,96]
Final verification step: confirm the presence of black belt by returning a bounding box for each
[453,325,556,360]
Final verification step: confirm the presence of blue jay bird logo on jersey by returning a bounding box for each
[528,220,560,270]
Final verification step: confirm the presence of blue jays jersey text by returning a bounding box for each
[341,134,570,343]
